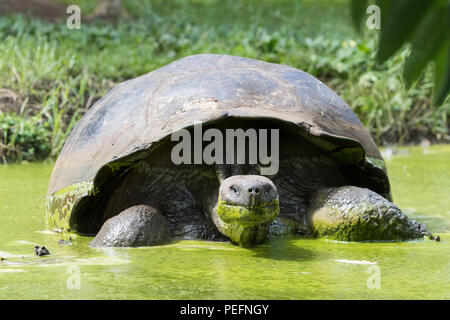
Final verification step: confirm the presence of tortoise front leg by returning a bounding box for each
[306,186,431,241]
[89,205,172,247]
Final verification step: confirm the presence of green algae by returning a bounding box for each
[306,186,428,241]
[0,145,449,299]
[384,144,450,233]
[217,199,279,227]
[366,156,387,172]
[214,199,279,245]
[215,199,279,245]
[46,181,95,231]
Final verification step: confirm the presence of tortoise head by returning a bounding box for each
[212,175,279,246]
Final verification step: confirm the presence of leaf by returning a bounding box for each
[350,0,449,104]
[376,0,436,63]
[377,0,395,16]
[433,40,450,105]
[403,1,446,87]
[351,0,369,32]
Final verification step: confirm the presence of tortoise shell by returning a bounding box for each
[46,54,390,232]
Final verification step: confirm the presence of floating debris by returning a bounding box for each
[334,259,377,265]
[34,246,51,256]
[58,237,72,246]
[36,230,57,235]
[325,239,349,244]
[36,228,65,235]
[0,251,25,259]
[14,240,37,246]
[0,269,26,273]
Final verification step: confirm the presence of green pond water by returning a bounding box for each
[0,145,449,299]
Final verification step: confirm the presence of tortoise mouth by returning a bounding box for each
[216,198,280,227]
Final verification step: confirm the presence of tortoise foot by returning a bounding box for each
[306,186,430,241]
[89,205,172,247]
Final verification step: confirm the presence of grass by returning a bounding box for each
[0,0,448,162]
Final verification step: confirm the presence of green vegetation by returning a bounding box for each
[0,0,448,162]
[352,0,449,105]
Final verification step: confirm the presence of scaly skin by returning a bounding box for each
[52,123,431,247]
[307,186,431,241]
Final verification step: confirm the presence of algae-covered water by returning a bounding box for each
[0,145,449,299]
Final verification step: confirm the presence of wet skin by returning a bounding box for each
[88,121,429,247]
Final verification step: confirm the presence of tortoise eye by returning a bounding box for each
[230,186,238,195]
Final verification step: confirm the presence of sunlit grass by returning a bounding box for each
[0,0,448,162]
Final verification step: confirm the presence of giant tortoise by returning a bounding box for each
[46,54,430,246]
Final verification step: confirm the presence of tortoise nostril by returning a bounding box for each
[248,187,260,195]
[255,188,259,194]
